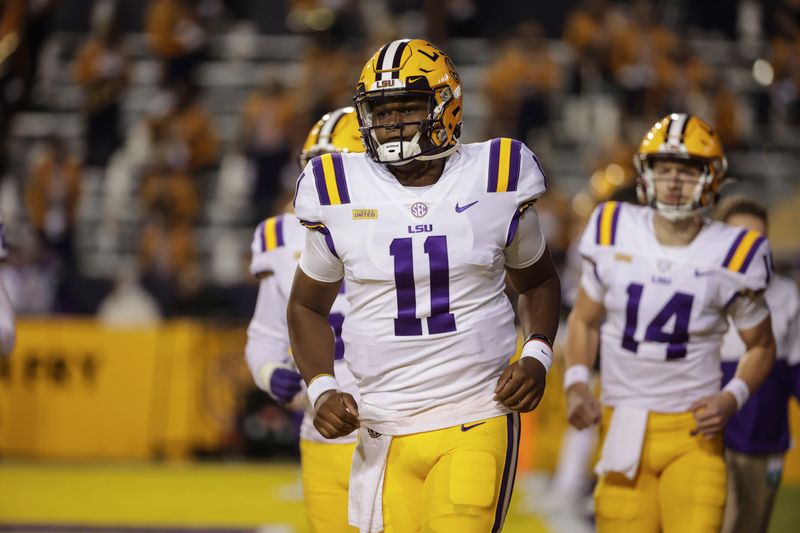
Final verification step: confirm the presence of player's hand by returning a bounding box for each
[566,382,601,430]
[313,390,360,439]
[494,357,546,413]
[268,366,303,404]
[690,393,737,439]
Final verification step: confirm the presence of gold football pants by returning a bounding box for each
[381,413,520,533]
[594,408,727,533]
[300,438,358,533]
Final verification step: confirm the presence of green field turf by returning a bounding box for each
[0,461,796,532]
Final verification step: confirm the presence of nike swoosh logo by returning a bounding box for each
[694,269,714,277]
[460,421,486,432]
[455,200,478,213]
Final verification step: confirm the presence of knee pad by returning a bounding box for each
[692,461,727,508]
[448,450,497,508]
[594,474,641,522]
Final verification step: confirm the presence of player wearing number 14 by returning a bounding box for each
[565,114,776,533]
[288,39,561,532]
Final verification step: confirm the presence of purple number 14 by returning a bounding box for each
[389,236,456,336]
[622,283,693,359]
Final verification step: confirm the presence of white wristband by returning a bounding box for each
[722,377,750,410]
[564,364,591,390]
[307,374,339,409]
[520,339,553,374]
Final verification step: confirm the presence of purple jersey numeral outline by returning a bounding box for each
[622,282,693,360]
[390,236,457,336]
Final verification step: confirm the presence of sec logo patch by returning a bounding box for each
[410,202,428,218]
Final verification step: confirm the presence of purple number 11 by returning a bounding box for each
[390,236,456,336]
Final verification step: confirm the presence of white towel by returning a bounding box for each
[348,427,392,533]
[594,406,648,480]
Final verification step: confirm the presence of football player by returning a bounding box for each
[564,114,776,533]
[715,197,800,533]
[287,39,561,532]
[244,107,363,533]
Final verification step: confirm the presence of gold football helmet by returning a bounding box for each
[299,106,364,168]
[634,113,728,219]
[354,39,463,165]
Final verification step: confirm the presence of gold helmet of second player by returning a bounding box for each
[634,113,728,219]
[354,39,463,165]
[299,107,364,168]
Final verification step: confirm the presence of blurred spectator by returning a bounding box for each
[147,80,219,172]
[138,214,197,313]
[298,34,358,125]
[0,0,25,174]
[484,21,563,141]
[71,0,129,167]
[608,0,677,119]
[140,148,200,224]
[767,8,800,126]
[24,137,82,270]
[704,73,744,148]
[562,0,616,91]
[240,78,294,221]
[585,127,638,182]
[659,43,715,117]
[446,0,481,38]
[21,0,58,105]
[146,0,209,84]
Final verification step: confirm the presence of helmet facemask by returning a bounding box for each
[636,155,723,220]
[355,88,459,166]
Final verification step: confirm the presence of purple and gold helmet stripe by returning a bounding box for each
[377,39,410,81]
[723,229,765,273]
[312,153,350,205]
[595,201,621,246]
[318,107,347,141]
[263,215,285,252]
[487,138,522,193]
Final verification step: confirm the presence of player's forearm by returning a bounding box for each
[287,301,336,384]
[244,276,293,378]
[734,330,776,394]
[244,330,290,380]
[565,312,599,369]
[517,274,561,344]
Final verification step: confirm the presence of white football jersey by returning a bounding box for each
[246,213,357,444]
[294,138,547,435]
[579,202,771,412]
[721,273,800,365]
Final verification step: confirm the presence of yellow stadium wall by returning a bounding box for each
[1,319,799,484]
[0,319,250,460]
